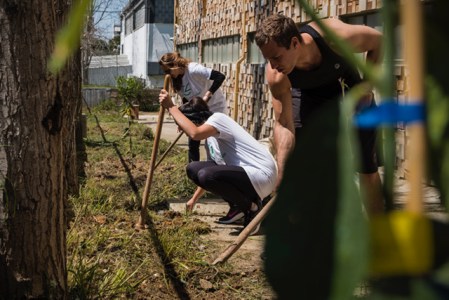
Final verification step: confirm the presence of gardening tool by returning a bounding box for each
[369,0,449,277]
[135,74,172,229]
[154,131,184,169]
[212,194,276,265]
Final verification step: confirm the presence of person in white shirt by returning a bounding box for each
[158,93,277,233]
[159,52,227,162]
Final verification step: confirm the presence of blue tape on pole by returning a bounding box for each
[354,101,425,128]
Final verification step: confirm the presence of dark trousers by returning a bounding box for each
[186,161,259,212]
[188,138,200,162]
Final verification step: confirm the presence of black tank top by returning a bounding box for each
[288,25,362,124]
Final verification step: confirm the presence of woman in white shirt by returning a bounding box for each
[159,52,227,162]
[158,93,277,233]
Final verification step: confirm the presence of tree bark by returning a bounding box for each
[0,1,81,298]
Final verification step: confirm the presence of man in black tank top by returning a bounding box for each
[255,14,383,299]
[256,14,383,211]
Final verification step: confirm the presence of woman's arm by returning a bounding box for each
[186,187,206,213]
[204,70,226,101]
[159,89,218,140]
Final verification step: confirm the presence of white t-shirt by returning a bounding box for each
[205,113,277,199]
[179,63,227,113]
[205,137,226,165]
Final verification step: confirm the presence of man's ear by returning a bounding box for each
[292,37,299,49]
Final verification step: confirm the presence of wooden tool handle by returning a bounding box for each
[136,75,171,229]
[402,0,425,214]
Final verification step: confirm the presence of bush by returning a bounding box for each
[140,89,160,112]
[116,77,160,112]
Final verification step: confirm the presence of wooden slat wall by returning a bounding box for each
[200,0,243,39]
[393,63,408,178]
[175,0,201,44]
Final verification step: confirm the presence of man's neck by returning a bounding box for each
[295,33,322,71]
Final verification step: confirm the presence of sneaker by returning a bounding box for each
[217,206,244,224]
[242,200,262,235]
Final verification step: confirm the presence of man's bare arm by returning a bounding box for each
[311,18,382,64]
[266,64,295,189]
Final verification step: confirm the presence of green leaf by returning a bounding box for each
[426,76,449,208]
[426,77,449,148]
[332,85,369,300]
[48,0,92,74]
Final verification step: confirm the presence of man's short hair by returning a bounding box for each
[255,14,302,49]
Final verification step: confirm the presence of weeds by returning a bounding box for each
[67,106,272,299]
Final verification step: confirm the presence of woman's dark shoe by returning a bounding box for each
[217,206,244,224]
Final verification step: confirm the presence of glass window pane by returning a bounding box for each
[367,13,380,28]
[234,36,240,61]
[345,15,364,25]
[217,39,222,62]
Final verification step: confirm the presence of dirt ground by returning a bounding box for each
[168,197,268,278]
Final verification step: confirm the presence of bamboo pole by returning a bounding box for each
[212,194,276,265]
[135,75,171,229]
[401,0,425,213]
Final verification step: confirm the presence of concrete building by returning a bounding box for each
[120,0,174,88]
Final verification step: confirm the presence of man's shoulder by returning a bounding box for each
[305,18,341,35]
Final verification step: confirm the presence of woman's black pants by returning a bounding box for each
[186,161,259,212]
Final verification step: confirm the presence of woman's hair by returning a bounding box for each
[159,52,190,92]
[159,52,190,69]
[179,97,213,125]
[255,14,302,49]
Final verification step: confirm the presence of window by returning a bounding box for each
[202,36,240,63]
[178,43,199,61]
[247,32,265,64]
[134,4,145,30]
[125,15,133,35]
[124,4,145,36]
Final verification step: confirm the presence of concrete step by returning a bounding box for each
[168,198,229,216]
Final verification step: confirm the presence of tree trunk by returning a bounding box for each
[0,1,81,298]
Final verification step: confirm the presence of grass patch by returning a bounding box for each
[68,105,273,299]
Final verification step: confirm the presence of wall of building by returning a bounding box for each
[120,0,174,88]
[148,24,174,62]
[175,0,386,140]
[122,25,148,79]
[144,26,173,88]
[174,0,417,175]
